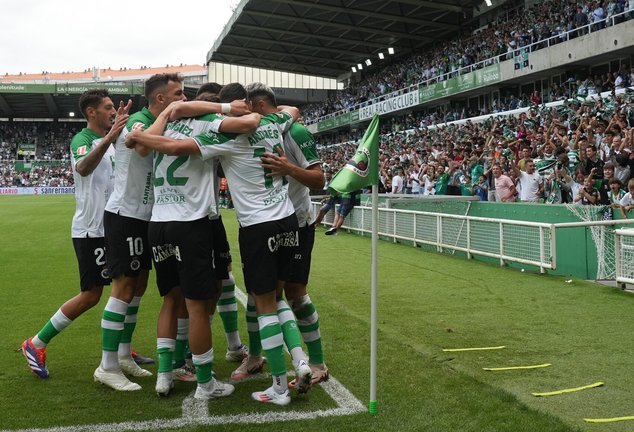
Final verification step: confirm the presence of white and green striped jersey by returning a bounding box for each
[283,122,321,227]
[567,148,579,172]
[105,107,156,221]
[151,114,223,222]
[194,111,295,227]
[70,128,115,238]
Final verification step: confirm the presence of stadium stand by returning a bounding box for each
[2,0,633,207]
[301,0,634,124]
[0,121,81,187]
[318,89,634,204]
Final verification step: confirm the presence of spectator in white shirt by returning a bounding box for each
[514,159,544,202]
[392,167,405,194]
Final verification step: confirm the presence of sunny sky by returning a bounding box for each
[1,0,239,75]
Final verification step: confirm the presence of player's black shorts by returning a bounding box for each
[72,237,111,291]
[239,214,299,295]
[285,223,315,285]
[104,211,152,279]
[211,216,231,281]
[148,217,216,300]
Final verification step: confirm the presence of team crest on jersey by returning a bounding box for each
[132,122,145,131]
[130,259,141,271]
[76,145,87,156]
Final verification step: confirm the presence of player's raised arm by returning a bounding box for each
[170,100,251,120]
[126,129,199,156]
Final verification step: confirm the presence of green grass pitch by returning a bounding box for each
[2,195,634,431]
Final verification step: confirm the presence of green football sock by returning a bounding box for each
[291,295,324,364]
[258,314,286,377]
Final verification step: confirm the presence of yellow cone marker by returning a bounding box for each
[443,346,506,352]
[584,416,634,423]
[532,381,604,397]
[483,363,551,371]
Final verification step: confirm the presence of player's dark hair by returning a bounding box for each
[196,82,222,97]
[218,82,246,103]
[78,89,110,118]
[144,73,182,101]
[245,82,277,107]
[195,92,220,102]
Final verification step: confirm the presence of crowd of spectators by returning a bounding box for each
[320,90,634,215]
[302,0,634,123]
[0,121,80,187]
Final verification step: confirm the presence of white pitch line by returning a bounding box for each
[2,287,365,432]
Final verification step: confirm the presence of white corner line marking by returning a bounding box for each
[3,287,365,432]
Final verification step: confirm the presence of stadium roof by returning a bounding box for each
[207,0,476,78]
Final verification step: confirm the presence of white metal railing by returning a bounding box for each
[306,9,634,126]
[312,202,634,277]
[312,202,555,272]
[615,228,634,285]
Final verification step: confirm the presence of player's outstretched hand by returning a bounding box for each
[117,99,133,116]
[163,101,185,121]
[106,113,129,143]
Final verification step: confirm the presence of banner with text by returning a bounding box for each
[418,64,501,103]
[0,83,143,95]
[316,110,360,132]
[358,91,420,121]
[312,63,501,133]
[0,187,75,195]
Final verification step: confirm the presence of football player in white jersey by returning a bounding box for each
[125,83,311,406]
[128,96,257,399]
[95,74,188,391]
[22,90,129,381]
[245,83,329,387]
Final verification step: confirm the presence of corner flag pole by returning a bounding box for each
[369,183,379,415]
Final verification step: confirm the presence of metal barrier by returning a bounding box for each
[313,202,634,277]
[312,202,555,273]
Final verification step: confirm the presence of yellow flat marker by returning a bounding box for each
[483,363,551,371]
[584,416,634,423]
[532,381,604,397]
[443,346,506,352]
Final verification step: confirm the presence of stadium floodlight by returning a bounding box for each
[357,63,363,70]
[485,0,493,6]
[388,47,395,55]
[378,52,385,60]
[365,59,372,66]
[352,66,357,73]
[69,112,75,117]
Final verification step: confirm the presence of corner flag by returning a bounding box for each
[328,114,379,194]
[326,114,381,416]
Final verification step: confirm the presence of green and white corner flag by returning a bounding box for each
[327,114,381,415]
[328,114,380,194]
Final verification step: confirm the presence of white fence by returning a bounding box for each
[312,202,555,272]
[615,229,634,285]
[313,203,634,277]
